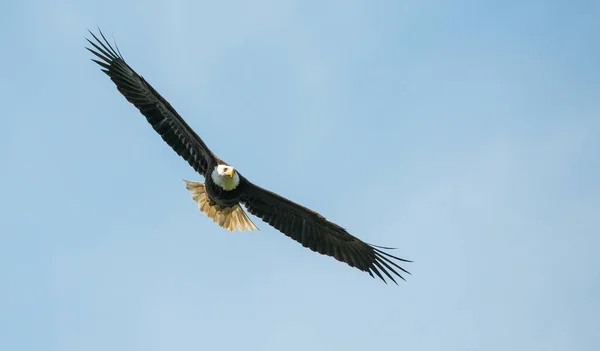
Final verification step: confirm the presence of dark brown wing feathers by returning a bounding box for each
[87,29,411,284]
[86,29,216,176]
[241,180,411,284]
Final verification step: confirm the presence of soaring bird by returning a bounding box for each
[86,29,411,284]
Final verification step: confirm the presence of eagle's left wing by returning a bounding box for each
[240,178,411,283]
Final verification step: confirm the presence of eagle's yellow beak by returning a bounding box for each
[223,168,234,177]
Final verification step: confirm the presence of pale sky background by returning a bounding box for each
[1,1,599,350]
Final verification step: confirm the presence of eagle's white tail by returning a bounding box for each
[183,179,259,232]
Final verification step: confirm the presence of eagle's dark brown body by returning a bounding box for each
[206,161,245,207]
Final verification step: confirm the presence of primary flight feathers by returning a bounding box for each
[86,29,411,284]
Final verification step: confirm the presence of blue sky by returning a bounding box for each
[1,0,599,350]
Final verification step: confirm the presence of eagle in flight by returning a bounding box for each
[86,29,411,284]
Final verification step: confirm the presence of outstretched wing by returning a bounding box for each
[241,179,411,284]
[86,29,217,177]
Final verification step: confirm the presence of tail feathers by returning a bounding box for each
[183,179,259,232]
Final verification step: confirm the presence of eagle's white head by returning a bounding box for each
[211,164,240,191]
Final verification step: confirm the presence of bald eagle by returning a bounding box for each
[86,29,411,284]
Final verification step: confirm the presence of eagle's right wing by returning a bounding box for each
[86,29,217,177]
